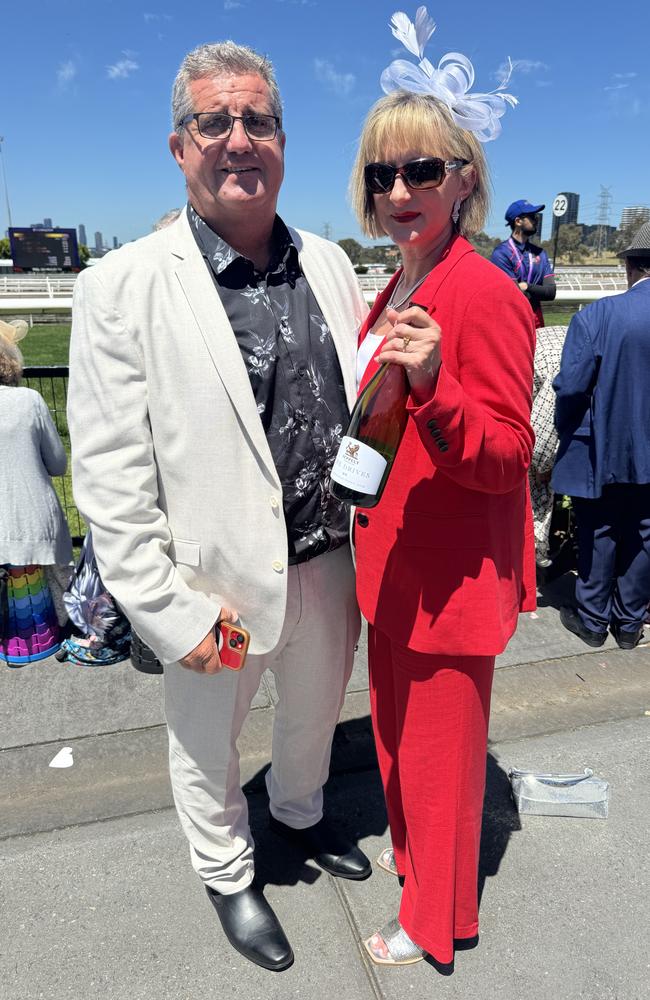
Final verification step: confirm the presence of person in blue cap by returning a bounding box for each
[491,199,556,326]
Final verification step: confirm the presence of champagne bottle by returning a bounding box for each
[330,356,410,508]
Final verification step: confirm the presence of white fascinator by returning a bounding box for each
[380,7,518,142]
[0,318,29,345]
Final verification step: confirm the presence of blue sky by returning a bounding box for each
[2,0,649,246]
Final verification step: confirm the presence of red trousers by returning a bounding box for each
[368,625,495,964]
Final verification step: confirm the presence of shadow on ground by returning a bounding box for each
[243,717,521,923]
[536,570,576,610]
[479,752,522,903]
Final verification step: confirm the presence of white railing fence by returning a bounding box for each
[0,266,629,314]
[359,267,628,304]
[0,275,77,298]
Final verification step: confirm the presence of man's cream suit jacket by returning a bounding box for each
[68,208,368,664]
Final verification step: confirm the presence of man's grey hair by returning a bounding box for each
[171,41,283,137]
[152,208,182,231]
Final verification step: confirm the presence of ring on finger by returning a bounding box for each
[402,335,411,350]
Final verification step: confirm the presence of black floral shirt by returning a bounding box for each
[189,205,350,563]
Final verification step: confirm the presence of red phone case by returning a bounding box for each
[217,621,251,670]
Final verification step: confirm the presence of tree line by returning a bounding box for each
[336,210,648,270]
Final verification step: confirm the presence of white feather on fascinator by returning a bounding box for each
[381,6,518,142]
[0,318,29,344]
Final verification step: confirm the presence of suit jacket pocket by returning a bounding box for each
[169,537,201,566]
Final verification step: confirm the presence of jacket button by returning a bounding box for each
[270,496,279,510]
[427,418,437,429]
[432,428,442,439]
[271,560,284,572]
[438,442,449,452]
[356,513,369,527]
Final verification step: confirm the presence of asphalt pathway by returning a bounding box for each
[1,573,649,1000]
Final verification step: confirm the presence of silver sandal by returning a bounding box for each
[376,847,400,877]
[364,918,424,966]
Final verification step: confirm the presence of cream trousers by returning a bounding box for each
[163,544,360,894]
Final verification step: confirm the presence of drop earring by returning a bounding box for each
[452,198,462,226]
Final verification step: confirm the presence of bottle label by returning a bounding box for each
[330,436,387,494]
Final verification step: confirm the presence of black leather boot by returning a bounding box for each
[205,882,294,971]
[269,814,371,880]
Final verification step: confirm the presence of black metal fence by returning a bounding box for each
[23,365,85,546]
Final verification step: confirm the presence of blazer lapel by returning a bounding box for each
[356,237,475,393]
[170,213,277,483]
[415,234,475,302]
[295,232,358,409]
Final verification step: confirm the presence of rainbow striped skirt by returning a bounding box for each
[0,565,61,665]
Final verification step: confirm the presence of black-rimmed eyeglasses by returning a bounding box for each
[177,112,280,141]
[364,157,470,194]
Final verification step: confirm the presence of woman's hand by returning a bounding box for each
[378,305,442,404]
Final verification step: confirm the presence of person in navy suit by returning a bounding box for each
[553,221,650,649]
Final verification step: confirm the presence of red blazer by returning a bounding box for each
[355,235,537,657]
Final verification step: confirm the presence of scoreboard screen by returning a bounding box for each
[8,227,81,271]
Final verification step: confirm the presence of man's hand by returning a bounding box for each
[179,606,238,674]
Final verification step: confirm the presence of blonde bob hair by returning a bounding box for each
[350,91,490,240]
[0,337,23,386]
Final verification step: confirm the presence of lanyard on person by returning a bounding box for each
[508,238,534,283]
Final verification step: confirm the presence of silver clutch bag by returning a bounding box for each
[508,767,609,819]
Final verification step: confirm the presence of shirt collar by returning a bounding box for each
[510,235,531,254]
[188,202,298,280]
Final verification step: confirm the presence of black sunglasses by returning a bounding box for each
[364,157,470,194]
[177,112,280,141]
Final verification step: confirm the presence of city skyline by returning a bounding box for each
[2,1,650,246]
[620,205,650,228]
[1,217,122,255]
[4,204,647,259]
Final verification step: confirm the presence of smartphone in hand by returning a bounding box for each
[216,621,250,670]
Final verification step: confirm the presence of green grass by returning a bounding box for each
[24,373,83,541]
[19,311,580,365]
[21,323,71,366]
[541,305,580,327]
[20,324,82,540]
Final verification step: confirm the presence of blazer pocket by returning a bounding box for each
[401,513,486,550]
[169,537,201,566]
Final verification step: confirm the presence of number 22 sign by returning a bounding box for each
[553,195,568,217]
